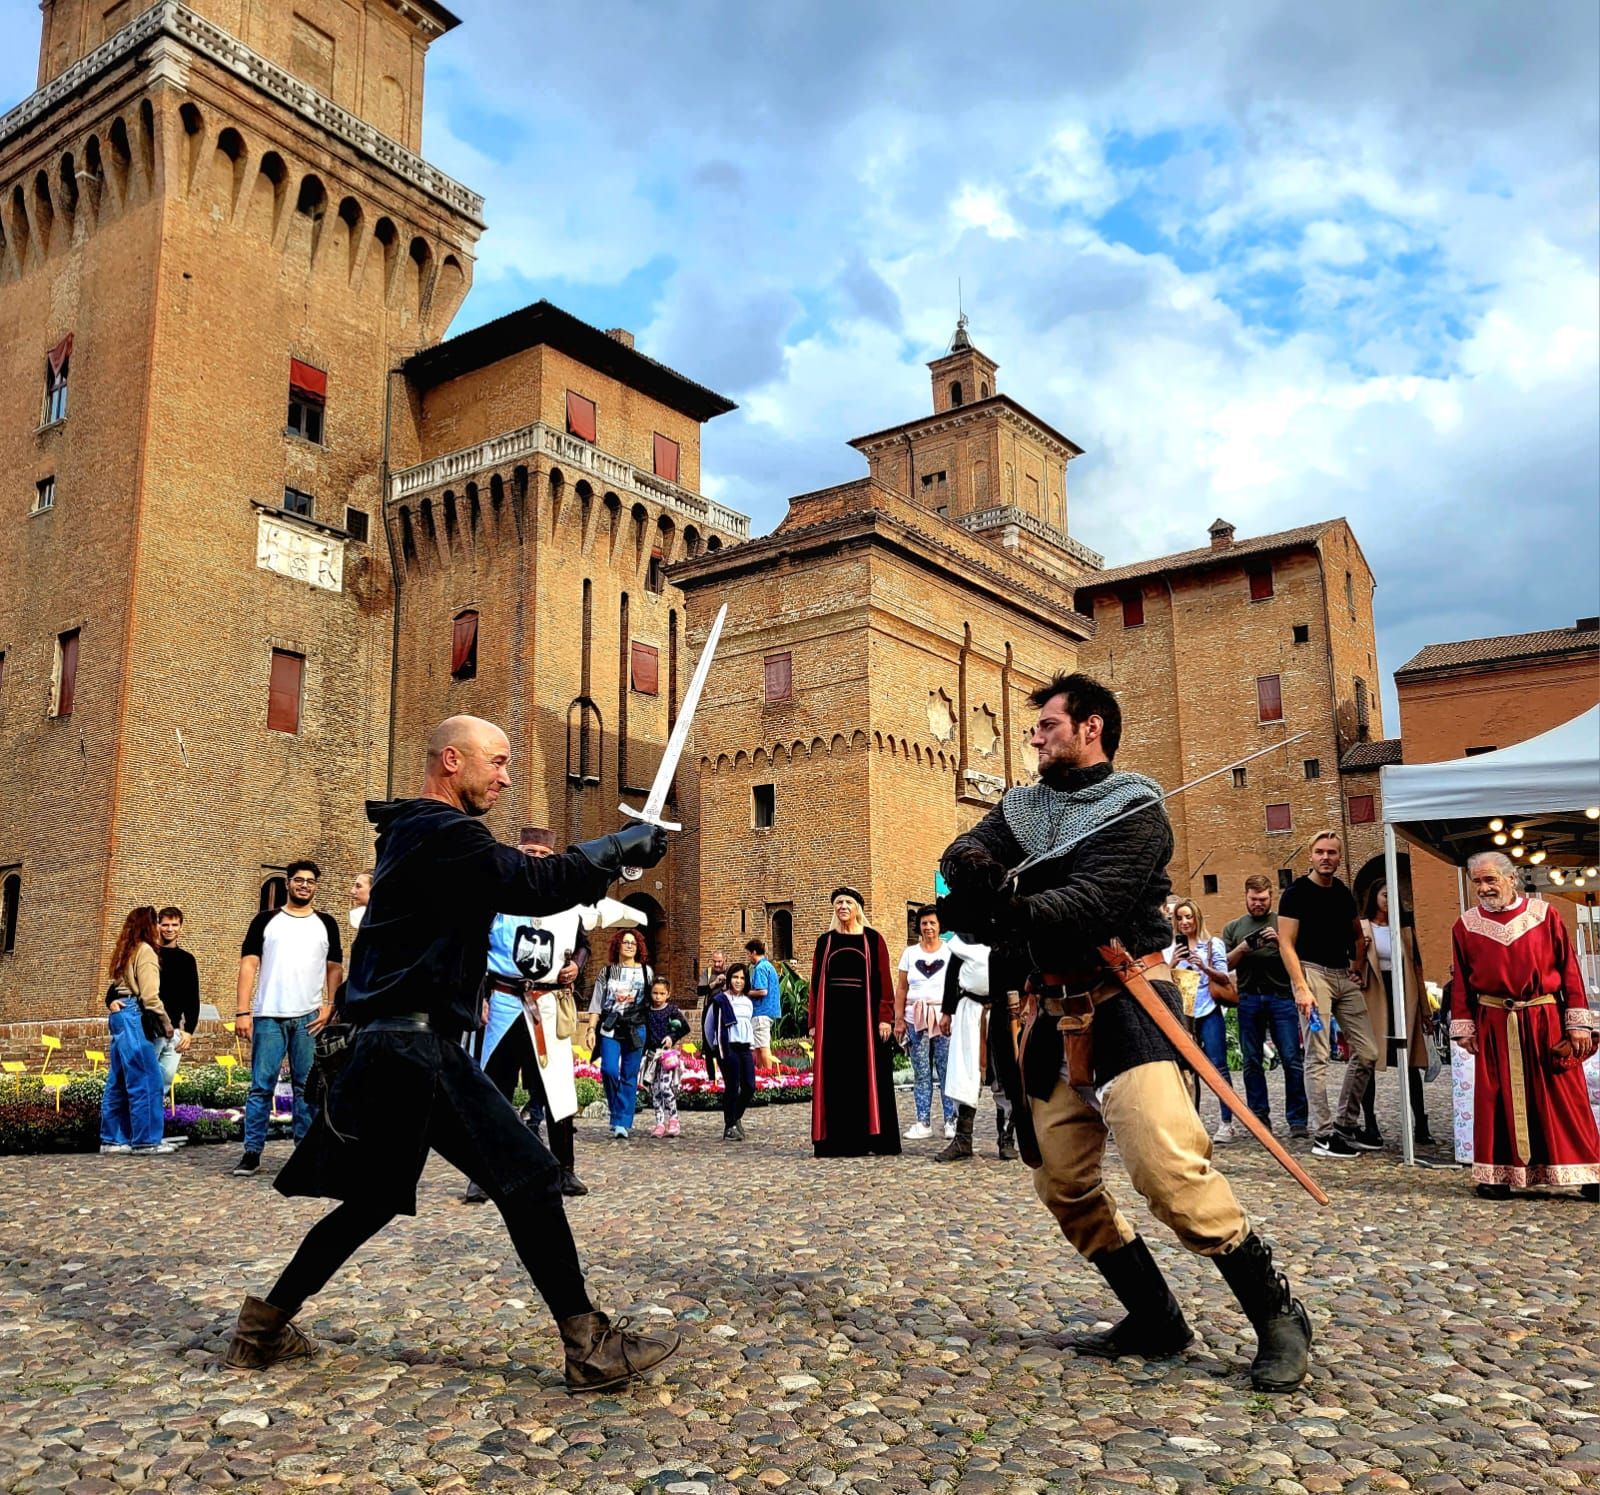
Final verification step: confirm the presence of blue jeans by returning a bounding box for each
[906,1026,954,1126]
[1194,1007,1233,1124]
[100,1003,165,1147]
[1237,991,1308,1129]
[244,1013,315,1154]
[598,1035,643,1133]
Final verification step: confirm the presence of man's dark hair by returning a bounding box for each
[286,858,322,881]
[745,938,766,957]
[157,906,184,923]
[1027,672,1122,759]
[1243,874,1273,895]
[651,975,672,993]
[916,904,939,925]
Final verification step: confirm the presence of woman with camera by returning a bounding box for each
[1166,898,1238,1142]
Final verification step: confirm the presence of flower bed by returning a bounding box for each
[0,1068,258,1155]
[570,1049,815,1111]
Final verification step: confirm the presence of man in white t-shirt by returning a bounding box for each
[894,906,957,1140]
[232,859,343,1177]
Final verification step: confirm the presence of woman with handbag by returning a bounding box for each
[1167,899,1239,1143]
[584,928,653,1139]
[100,905,177,1156]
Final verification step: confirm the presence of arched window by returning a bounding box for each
[259,875,287,913]
[950,380,963,407]
[769,907,793,964]
[1,872,20,954]
[566,697,604,784]
[451,610,479,681]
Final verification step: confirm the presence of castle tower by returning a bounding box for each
[0,0,482,1016]
[927,314,998,413]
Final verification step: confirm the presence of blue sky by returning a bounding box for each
[4,1,1596,732]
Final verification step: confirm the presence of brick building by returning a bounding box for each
[1392,619,1600,978]
[1072,519,1383,933]
[0,1,742,1023]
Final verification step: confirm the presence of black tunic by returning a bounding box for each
[810,930,901,1158]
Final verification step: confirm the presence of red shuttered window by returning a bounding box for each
[1349,795,1376,824]
[54,630,80,717]
[653,433,680,483]
[1121,591,1144,628]
[267,649,303,733]
[1265,802,1292,833]
[566,391,597,443]
[764,651,793,703]
[631,641,659,695]
[1257,674,1283,722]
[451,611,479,680]
[1248,563,1274,600]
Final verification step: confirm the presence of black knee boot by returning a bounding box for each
[933,1104,974,1162]
[996,1104,1018,1160]
[1213,1234,1312,1392]
[1071,1236,1194,1359]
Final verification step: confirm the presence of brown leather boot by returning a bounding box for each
[223,1295,318,1370]
[559,1310,680,1392]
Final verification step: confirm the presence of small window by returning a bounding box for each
[1348,794,1376,824]
[950,380,963,407]
[906,904,922,944]
[1247,563,1274,601]
[566,390,597,443]
[1345,570,1354,613]
[1121,592,1144,628]
[1256,674,1283,723]
[764,651,793,703]
[752,783,775,829]
[1464,745,1496,757]
[451,611,479,681]
[53,629,79,717]
[630,640,659,695]
[344,506,369,542]
[1304,758,1321,780]
[259,874,288,912]
[769,906,794,962]
[0,649,5,697]
[44,337,71,425]
[1354,678,1370,739]
[653,433,679,483]
[1292,624,1310,644]
[646,546,666,595]
[1278,868,1294,891]
[1266,802,1292,833]
[0,871,19,954]
[33,476,55,513]
[267,648,303,733]
[283,486,314,518]
[1202,874,1219,895]
[1229,767,1247,789]
[287,358,326,444]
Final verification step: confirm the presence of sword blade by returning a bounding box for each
[622,602,728,827]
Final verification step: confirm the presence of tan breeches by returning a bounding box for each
[1029,1060,1251,1260]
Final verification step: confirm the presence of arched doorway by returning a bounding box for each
[621,893,666,974]
[1353,851,1413,920]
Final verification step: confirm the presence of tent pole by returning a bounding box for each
[1384,822,1415,1167]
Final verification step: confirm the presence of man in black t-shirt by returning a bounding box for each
[1223,877,1308,1139]
[1277,832,1375,1159]
[156,906,201,1087]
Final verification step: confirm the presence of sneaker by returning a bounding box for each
[612,1127,630,1141]
[667,1119,680,1138]
[1212,1120,1238,1143]
[944,1119,957,1139]
[1312,1132,1360,1159]
[904,1122,933,1140]
[231,1150,261,1176]
[99,1143,132,1155]
[1344,1127,1382,1152]
[133,1141,179,1155]
[652,1123,666,1138]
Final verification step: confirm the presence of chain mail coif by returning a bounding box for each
[1002,769,1166,862]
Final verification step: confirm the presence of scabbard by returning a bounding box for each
[1097,943,1329,1206]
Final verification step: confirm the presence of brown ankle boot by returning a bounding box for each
[559,1310,680,1392]
[223,1295,318,1370]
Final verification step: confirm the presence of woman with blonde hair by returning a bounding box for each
[100,905,177,1155]
[808,887,901,1158]
[1166,898,1237,1143]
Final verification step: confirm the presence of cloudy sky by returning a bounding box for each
[5,1,1596,729]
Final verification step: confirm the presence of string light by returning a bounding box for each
[1529,850,1547,865]
[1493,833,1508,846]
[1489,818,1504,832]
[1588,867,1599,879]
[1510,845,1524,858]
[1587,807,1599,820]
[1510,827,1524,841]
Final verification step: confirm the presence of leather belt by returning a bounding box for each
[362,1013,431,1032]
[486,975,529,996]
[1038,954,1172,1011]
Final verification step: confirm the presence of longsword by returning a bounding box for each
[617,603,728,879]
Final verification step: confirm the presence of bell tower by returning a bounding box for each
[928,314,999,414]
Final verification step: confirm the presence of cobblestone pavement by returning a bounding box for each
[2,1076,1596,1494]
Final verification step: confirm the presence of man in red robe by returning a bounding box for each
[1450,850,1598,1200]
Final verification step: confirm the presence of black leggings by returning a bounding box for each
[721,1043,755,1129]
[484,1014,576,1171]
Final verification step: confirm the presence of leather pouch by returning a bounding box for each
[553,991,578,1041]
[1059,1010,1095,1088]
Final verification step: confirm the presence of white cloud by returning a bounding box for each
[949,184,1022,240]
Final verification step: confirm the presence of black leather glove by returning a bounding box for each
[943,844,1008,897]
[573,822,670,877]
[990,892,1037,943]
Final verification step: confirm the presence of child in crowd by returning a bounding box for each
[708,962,756,1140]
[644,976,690,1138]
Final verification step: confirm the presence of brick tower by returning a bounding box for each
[0,1,482,1015]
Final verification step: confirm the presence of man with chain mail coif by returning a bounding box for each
[939,673,1313,1392]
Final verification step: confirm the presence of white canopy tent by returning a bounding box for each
[1378,706,1600,1164]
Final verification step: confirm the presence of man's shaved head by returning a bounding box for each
[422,715,513,816]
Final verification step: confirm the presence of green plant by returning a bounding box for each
[0,1100,100,1154]
[775,961,810,1040]
[574,1076,602,1110]
[173,1067,249,1108]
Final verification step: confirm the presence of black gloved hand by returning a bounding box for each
[943,844,1008,897]
[990,892,1037,943]
[573,822,670,877]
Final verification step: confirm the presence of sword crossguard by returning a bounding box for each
[619,804,682,832]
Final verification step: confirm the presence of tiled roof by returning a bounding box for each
[1073,521,1336,595]
[1340,739,1403,772]
[1395,625,1600,677]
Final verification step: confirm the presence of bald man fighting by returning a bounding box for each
[224,716,674,1392]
